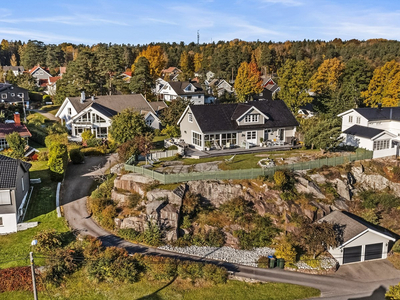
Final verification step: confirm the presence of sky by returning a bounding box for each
[1,0,400,45]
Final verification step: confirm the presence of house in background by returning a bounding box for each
[298,103,316,119]
[0,155,31,234]
[0,113,31,150]
[2,66,24,77]
[29,65,52,87]
[338,105,400,158]
[56,92,165,139]
[205,79,234,98]
[319,210,395,265]
[262,77,280,96]
[157,80,208,105]
[177,100,298,151]
[120,71,132,83]
[45,76,61,96]
[161,67,182,81]
[0,83,29,105]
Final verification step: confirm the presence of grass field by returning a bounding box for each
[0,160,70,269]
[156,149,321,171]
[40,105,61,116]
[0,271,320,300]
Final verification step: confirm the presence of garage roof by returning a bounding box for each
[319,211,395,247]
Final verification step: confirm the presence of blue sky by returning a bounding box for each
[0,0,399,44]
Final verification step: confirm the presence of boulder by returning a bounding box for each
[147,189,183,206]
[111,190,130,206]
[295,177,326,199]
[333,179,352,201]
[114,173,153,196]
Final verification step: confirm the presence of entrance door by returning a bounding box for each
[365,243,383,261]
[246,131,257,145]
[343,246,362,264]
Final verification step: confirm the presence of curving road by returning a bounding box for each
[61,155,400,300]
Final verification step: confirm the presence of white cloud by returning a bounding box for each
[259,0,303,6]
[0,28,95,43]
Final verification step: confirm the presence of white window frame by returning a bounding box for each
[68,108,72,115]
[356,117,361,124]
[244,114,259,123]
[0,190,11,205]
[349,116,353,123]
[1,94,7,99]
[373,139,390,151]
[188,113,193,123]
[0,216,3,226]
[192,131,202,148]
[246,131,257,140]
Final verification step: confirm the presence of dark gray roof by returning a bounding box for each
[68,94,156,118]
[148,101,167,113]
[252,88,273,101]
[343,125,385,139]
[169,81,204,96]
[0,83,29,103]
[299,103,315,112]
[354,107,400,121]
[0,155,31,189]
[188,100,299,133]
[319,210,394,245]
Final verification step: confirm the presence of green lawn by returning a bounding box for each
[156,149,321,171]
[40,105,61,116]
[0,271,320,300]
[0,160,70,269]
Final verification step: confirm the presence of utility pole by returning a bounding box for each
[30,252,38,300]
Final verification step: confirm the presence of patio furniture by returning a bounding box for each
[224,154,236,162]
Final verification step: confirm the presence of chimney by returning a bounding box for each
[91,95,95,101]
[80,91,85,103]
[14,112,20,125]
[378,103,382,110]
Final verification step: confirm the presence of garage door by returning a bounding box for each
[343,246,362,264]
[365,243,383,261]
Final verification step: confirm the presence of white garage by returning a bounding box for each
[319,211,396,265]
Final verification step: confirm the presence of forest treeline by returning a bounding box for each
[1,38,400,116]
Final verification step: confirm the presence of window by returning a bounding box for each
[77,113,90,122]
[92,114,106,123]
[146,117,153,126]
[198,95,201,98]
[18,93,24,98]
[373,139,390,151]
[348,116,353,123]
[356,117,361,124]
[1,94,7,99]
[10,93,15,97]
[96,127,108,138]
[192,132,202,147]
[0,138,8,149]
[0,190,11,205]
[244,114,259,123]
[188,113,193,123]
[68,108,72,115]
[0,217,2,226]
[186,85,191,91]
[246,131,256,140]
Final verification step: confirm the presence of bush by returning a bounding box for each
[27,113,46,126]
[177,261,203,282]
[48,142,68,181]
[37,151,49,161]
[220,197,254,224]
[360,210,379,225]
[386,283,400,300]
[69,148,84,164]
[34,229,63,253]
[257,256,270,269]
[202,263,228,284]
[128,192,142,208]
[392,240,400,253]
[118,228,142,242]
[142,256,177,281]
[81,130,95,141]
[90,175,116,200]
[45,133,68,149]
[100,205,117,230]
[143,222,163,246]
[167,145,178,150]
[118,139,139,162]
[5,131,26,159]
[360,191,400,209]
[43,248,81,285]
[275,241,297,264]
[81,146,107,156]
[86,138,102,147]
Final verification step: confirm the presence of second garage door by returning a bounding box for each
[343,246,362,264]
[365,243,383,261]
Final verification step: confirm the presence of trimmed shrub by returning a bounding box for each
[48,142,68,181]
[257,256,270,269]
[86,138,102,147]
[69,148,84,164]
[81,130,95,141]
[37,151,49,161]
[202,263,228,284]
[45,133,68,149]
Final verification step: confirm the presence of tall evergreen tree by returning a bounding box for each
[129,57,153,97]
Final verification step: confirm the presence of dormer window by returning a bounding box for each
[186,85,191,91]
[245,114,259,123]
[1,94,7,99]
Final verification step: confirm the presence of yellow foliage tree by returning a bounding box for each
[132,45,167,79]
[274,241,297,264]
[193,53,203,72]
[10,54,17,66]
[310,58,345,94]
[234,61,263,102]
[361,60,400,107]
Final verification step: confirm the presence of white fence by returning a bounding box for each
[138,149,178,161]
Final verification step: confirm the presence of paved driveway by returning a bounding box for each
[61,155,400,299]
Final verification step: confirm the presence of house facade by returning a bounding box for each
[319,211,395,265]
[205,79,234,97]
[0,155,31,234]
[0,83,29,105]
[157,81,207,105]
[178,100,298,150]
[3,66,24,77]
[29,65,52,87]
[338,106,400,158]
[0,113,31,150]
[56,93,164,139]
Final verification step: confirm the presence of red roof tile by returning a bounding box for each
[49,76,61,83]
[0,124,31,139]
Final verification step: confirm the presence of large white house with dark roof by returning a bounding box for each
[0,155,31,234]
[56,92,166,139]
[338,106,400,158]
[156,80,210,104]
[177,100,298,151]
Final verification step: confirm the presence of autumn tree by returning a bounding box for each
[109,109,150,144]
[361,60,400,107]
[234,61,263,102]
[310,58,345,95]
[179,51,194,79]
[301,221,339,258]
[135,133,154,165]
[129,56,153,97]
[193,53,203,72]
[10,54,17,66]
[5,132,26,159]
[133,45,167,78]
[277,59,313,112]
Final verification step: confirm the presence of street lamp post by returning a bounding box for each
[30,240,38,300]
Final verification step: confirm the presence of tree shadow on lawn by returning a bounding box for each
[136,275,178,300]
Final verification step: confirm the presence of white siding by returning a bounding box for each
[341,112,368,131]
[0,213,17,234]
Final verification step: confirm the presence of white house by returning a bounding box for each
[319,211,395,265]
[338,106,400,158]
[29,65,52,87]
[0,155,31,234]
[156,80,208,105]
[56,92,166,140]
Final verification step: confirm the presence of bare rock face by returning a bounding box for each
[111,190,130,206]
[352,166,400,196]
[332,178,352,201]
[118,215,147,231]
[147,189,182,206]
[114,173,154,196]
[295,176,326,199]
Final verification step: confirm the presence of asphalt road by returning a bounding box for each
[61,155,400,299]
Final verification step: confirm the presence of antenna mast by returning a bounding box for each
[197,30,200,45]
